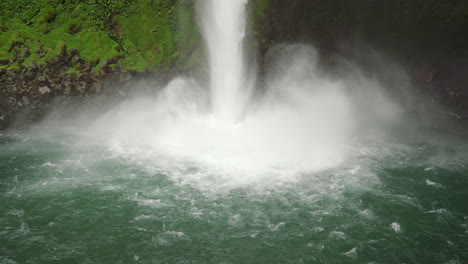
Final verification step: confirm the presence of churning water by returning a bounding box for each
[1,121,467,263]
[1,0,468,263]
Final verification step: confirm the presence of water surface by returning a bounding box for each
[1,122,467,263]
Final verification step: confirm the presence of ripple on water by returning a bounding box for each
[0,126,467,263]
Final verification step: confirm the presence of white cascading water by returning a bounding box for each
[84,0,400,188]
[199,0,249,121]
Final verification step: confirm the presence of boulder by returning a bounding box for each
[39,86,51,95]
[72,55,83,64]
[29,61,38,69]
[21,96,30,106]
[75,82,87,93]
[69,48,78,57]
[22,48,31,58]
[101,60,109,68]
[59,45,67,58]
[7,41,23,52]
[92,82,102,94]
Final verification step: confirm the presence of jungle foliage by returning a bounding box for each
[0,0,200,72]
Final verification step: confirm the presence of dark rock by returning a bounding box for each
[6,84,17,93]
[90,59,100,67]
[80,63,91,72]
[24,72,36,81]
[21,96,30,106]
[108,56,121,64]
[127,69,138,75]
[22,48,31,58]
[75,82,87,93]
[120,72,132,82]
[64,85,72,95]
[36,46,45,54]
[91,82,102,94]
[63,79,73,95]
[7,97,16,106]
[39,86,51,95]
[69,48,78,57]
[59,45,67,58]
[28,60,38,69]
[46,57,60,64]
[7,41,24,52]
[0,59,9,65]
[72,55,83,64]
[48,77,60,86]
[101,60,109,68]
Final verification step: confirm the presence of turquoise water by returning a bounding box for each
[1,123,467,263]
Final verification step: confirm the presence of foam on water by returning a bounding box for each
[85,50,375,188]
[77,0,404,188]
[0,2,467,261]
[1,126,467,263]
[5,0,404,192]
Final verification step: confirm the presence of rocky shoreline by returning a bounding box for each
[0,45,181,130]
[1,50,467,130]
[1,0,466,130]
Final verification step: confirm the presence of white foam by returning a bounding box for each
[344,247,358,259]
[329,231,347,240]
[391,222,401,233]
[268,222,285,232]
[87,68,354,189]
[76,3,400,191]
[41,161,56,167]
[426,179,444,188]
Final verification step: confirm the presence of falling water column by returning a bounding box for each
[198,0,248,122]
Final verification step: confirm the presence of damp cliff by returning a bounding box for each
[253,0,468,119]
[1,0,467,129]
[0,0,201,129]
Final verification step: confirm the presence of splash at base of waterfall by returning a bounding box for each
[84,43,403,186]
[88,47,379,183]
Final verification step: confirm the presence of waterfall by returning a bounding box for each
[198,0,249,122]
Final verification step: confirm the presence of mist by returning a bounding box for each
[10,41,414,192]
[5,0,452,189]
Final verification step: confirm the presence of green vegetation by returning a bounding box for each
[114,0,200,72]
[252,0,269,18]
[247,0,270,49]
[0,0,201,72]
[1,0,465,73]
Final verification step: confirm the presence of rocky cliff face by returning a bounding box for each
[1,0,467,130]
[254,0,468,119]
[0,0,200,129]
[0,47,129,129]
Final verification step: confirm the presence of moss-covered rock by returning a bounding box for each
[0,0,202,73]
[0,0,204,129]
